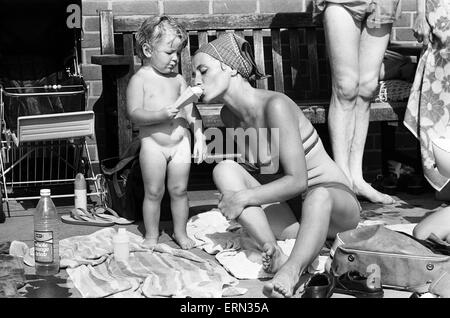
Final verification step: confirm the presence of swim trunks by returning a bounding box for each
[313,0,402,26]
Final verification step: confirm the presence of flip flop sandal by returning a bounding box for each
[91,206,134,225]
[61,208,115,227]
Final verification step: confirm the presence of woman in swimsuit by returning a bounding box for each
[193,33,361,298]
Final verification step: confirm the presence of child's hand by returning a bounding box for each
[193,138,207,164]
[164,104,180,120]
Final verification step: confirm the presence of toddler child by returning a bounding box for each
[127,16,206,249]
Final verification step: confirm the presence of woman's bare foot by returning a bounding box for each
[262,242,288,274]
[141,236,159,249]
[263,264,299,298]
[173,232,196,250]
[353,179,396,204]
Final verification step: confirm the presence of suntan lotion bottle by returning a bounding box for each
[74,173,87,211]
[113,228,130,262]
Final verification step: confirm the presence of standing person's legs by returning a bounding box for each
[166,136,196,249]
[263,185,360,298]
[139,139,167,248]
[324,4,361,183]
[350,23,395,204]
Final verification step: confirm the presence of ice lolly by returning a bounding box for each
[174,86,204,109]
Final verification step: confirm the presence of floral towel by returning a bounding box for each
[404,0,450,191]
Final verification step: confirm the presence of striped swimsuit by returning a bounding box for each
[240,124,320,174]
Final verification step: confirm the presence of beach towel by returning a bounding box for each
[67,248,243,298]
[12,228,244,298]
[404,0,450,191]
[14,227,144,268]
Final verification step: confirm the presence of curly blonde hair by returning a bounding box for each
[135,16,188,60]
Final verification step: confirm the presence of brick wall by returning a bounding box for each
[81,0,420,180]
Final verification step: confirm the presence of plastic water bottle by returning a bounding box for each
[113,228,130,262]
[74,173,87,211]
[34,189,60,276]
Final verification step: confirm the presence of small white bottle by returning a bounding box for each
[74,173,87,211]
[113,228,130,262]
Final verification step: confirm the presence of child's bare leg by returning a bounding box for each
[140,140,167,249]
[167,142,195,249]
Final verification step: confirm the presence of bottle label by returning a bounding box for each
[34,231,54,263]
[74,189,87,210]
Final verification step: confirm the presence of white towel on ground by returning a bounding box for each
[186,210,327,279]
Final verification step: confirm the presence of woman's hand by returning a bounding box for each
[193,137,207,164]
[218,190,247,220]
[413,13,432,45]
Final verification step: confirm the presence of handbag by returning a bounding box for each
[100,153,144,222]
[330,225,450,293]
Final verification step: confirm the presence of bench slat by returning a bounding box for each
[123,33,134,56]
[114,13,314,33]
[198,31,209,47]
[91,54,132,65]
[116,33,135,155]
[216,30,226,38]
[271,29,284,92]
[197,101,406,127]
[100,10,115,54]
[289,29,301,90]
[253,30,268,90]
[306,28,320,98]
[181,36,193,85]
[234,30,244,38]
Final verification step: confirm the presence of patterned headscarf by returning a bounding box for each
[195,33,267,81]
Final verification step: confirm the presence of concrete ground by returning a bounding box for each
[0,188,446,298]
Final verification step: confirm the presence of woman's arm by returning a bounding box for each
[178,76,204,135]
[417,0,426,15]
[177,76,207,163]
[413,0,431,45]
[239,96,308,206]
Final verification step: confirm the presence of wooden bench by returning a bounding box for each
[91,11,421,166]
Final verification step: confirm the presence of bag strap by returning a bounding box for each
[101,154,138,175]
[112,171,125,198]
[101,137,141,175]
